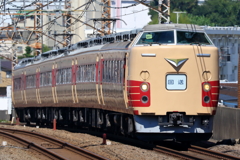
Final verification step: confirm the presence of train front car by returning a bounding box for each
[128,24,219,142]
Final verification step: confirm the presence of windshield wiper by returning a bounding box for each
[190,42,209,46]
[149,42,161,46]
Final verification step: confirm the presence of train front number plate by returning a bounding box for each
[166,74,187,90]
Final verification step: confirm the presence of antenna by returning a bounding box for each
[173,11,186,24]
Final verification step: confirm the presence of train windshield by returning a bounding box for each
[136,31,174,45]
[177,31,212,45]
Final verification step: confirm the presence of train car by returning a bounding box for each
[12,24,219,142]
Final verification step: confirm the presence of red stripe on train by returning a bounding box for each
[127,80,150,107]
[202,80,219,107]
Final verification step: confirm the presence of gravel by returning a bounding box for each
[209,144,240,157]
[2,124,240,159]
[0,125,175,160]
[0,136,47,160]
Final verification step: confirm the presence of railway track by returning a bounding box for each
[154,144,240,160]
[0,127,108,160]
[1,123,240,159]
[189,145,240,160]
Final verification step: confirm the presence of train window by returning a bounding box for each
[103,61,107,82]
[115,60,118,83]
[40,71,52,87]
[120,60,124,84]
[56,68,72,85]
[76,64,96,83]
[102,60,124,83]
[66,68,72,83]
[177,31,212,45]
[26,75,36,88]
[14,78,22,90]
[63,69,67,84]
[107,61,111,82]
[136,31,174,45]
[117,61,121,83]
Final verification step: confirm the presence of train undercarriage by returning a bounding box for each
[15,107,135,135]
[15,107,213,142]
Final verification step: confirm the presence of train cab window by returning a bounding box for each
[136,31,174,45]
[177,31,212,45]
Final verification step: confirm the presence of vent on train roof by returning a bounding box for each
[15,28,142,69]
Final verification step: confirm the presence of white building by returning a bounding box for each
[205,26,240,82]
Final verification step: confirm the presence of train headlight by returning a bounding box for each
[203,83,211,92]
[140,83,149,92]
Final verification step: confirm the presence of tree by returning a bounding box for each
[192,0,240,26]
[148,0,240,26]
[148,0,159,24]
[25,46,31,55]
[42,44,51,53]
[171,0,198,13]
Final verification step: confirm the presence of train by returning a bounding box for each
[12,24,219,142]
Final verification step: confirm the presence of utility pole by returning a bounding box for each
[158,0,170,24]
[101,0,111,35]
[173,11,186,24]
[35,1,43,55]
[64,0,72,47]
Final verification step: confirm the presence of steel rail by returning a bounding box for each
[0,127,108,160]
[0,130,66,160]
[189,145,240,160]
[154,145,203,160]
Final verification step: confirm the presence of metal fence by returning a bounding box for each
[213,106,240,140]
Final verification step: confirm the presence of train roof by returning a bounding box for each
[14,41,131,70]
[143,24,203,31]
[14,23,206,70]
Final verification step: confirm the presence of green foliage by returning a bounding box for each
[23,53,34,57]
[192,0,240,26]
[188,14,215,26]
[42,44,51,53]
[148,0,240,26]
[17,56,25,60]
[0,120,9,123]
[171,0,198,13]
[148,0,159,24]
[25,46,31,55]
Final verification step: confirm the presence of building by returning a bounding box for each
[205,26,240,82]
[0,60,12,121]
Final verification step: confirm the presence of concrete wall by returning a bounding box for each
[0,111,10,121]
[213,106,240,140]
[0,97,12,114]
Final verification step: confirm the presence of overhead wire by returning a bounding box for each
[0,0,153,61]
